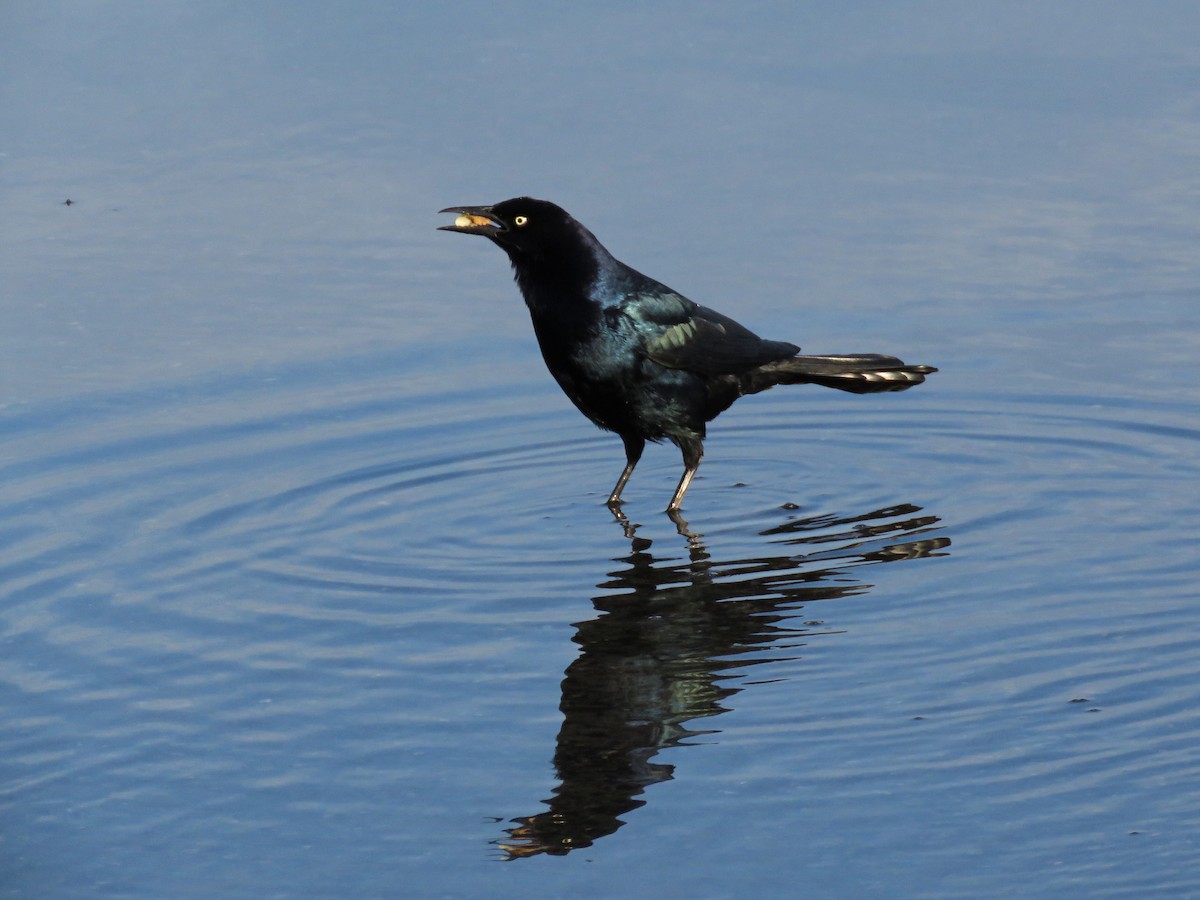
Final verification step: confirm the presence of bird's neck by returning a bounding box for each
[507,235,616,325]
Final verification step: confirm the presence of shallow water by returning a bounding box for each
[4,4,1200,898]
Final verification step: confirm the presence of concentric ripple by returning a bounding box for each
[0,350,1198,895]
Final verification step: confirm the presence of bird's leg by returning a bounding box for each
[666,438,703,512]
[607,434,645,507]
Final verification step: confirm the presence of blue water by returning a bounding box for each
[3,4,1200,898]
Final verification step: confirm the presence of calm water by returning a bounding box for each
[3,4,1200,898]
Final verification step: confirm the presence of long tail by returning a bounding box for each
[742,354,937,395]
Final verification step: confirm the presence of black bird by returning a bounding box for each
[439,198,936,512]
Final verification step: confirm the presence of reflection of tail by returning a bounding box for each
[762,503,950,564]
[869,537,951,562]
[744,354,937,395]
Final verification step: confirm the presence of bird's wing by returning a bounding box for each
[622,292,799,375]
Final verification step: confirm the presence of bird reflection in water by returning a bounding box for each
[495,504,950,859]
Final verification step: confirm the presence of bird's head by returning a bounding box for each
[439,197,602,264]
[439,197,621,308]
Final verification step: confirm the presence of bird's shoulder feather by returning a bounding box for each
[615,290,799,375]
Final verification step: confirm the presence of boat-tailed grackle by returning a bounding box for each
[439,198,936,512]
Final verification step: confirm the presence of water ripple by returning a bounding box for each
[0,355,1197,890]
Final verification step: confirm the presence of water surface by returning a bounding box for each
[3,4,1200,898]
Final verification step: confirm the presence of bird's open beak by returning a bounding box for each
[438,206,506,235]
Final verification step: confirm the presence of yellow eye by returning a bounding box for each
[514,215,528,226]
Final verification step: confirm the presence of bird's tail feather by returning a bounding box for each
[743,354,936,395]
